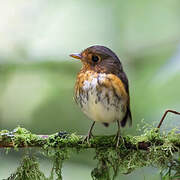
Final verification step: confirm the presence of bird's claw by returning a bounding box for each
[113,133,123,148]
[83,133,94,146]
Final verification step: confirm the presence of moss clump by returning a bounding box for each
[5,156,47,180]
[42,131,72,180]
[0,127,42,150]
[13,127,41,149]
[49,149,69,180]
[92,129,180,179]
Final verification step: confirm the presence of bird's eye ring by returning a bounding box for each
[92,55,99,62]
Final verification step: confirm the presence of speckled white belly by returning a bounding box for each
[76,73,126,123]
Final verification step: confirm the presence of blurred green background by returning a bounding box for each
[0,0,180,179]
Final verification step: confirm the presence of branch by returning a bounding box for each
[1,126,180,179]
[1,109,180,180]
[157,109,180,128]
[1,110,179,150]
[0,127,180,151]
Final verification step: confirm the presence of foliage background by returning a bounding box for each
[0,0,180,179]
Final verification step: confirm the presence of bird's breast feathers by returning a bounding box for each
[74,71,128,123]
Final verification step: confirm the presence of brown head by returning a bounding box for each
[70,45,124,73]
[70,45,129,93]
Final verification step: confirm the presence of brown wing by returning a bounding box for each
[105,74,132,127]
[117,72,132,127]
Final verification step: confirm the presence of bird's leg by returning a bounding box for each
[114,120,122,148]
[83,121,95,145]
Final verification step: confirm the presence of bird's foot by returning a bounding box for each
[113,132,124,148]
[83,121,95,146]
[83,132,94,146]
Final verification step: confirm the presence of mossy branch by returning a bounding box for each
[1,109,180,180]
[1,109,180,150]
[0,127,179,150]
[1,127,180,180]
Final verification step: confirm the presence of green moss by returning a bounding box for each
[5,155,47,180]
[13,127,41,149]
[1,127,180,180]
[49,149,69,180]
[91,128,180,179]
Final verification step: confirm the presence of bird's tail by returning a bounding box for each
[121,106,132,127]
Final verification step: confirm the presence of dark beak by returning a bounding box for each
[69,53,82,60]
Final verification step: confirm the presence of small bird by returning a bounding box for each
[70,45,132,147]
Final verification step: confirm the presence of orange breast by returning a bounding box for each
[74,71,128,123]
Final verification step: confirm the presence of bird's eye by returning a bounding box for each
[92,55,99,62]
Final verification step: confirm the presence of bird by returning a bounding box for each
[70,45,132,147]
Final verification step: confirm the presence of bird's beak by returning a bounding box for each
[69,53,82,60]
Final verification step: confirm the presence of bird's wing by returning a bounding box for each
[103,74,132,127]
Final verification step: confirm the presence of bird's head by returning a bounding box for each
[70,45,123,74]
